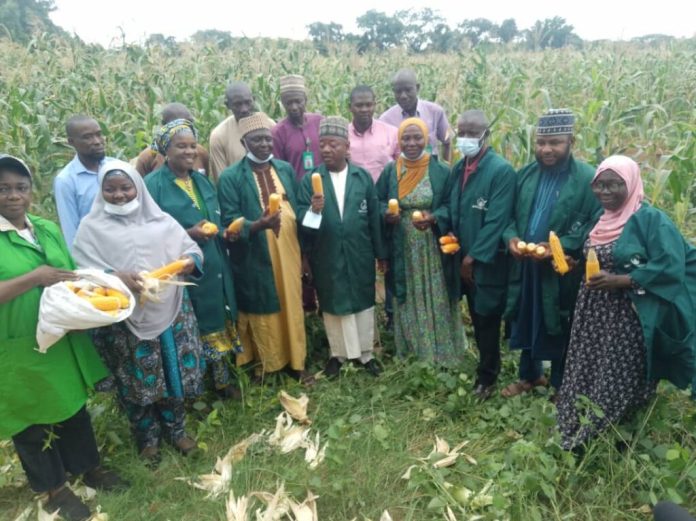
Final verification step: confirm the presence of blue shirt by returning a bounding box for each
[53,155,114,249]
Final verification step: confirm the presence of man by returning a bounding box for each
[217,113,309,382]
[501,109,601,399]
[209,81,275,181]
[444,110,516,400]
[379,68,451,161]
[272,74,322,181]
[134,102,209,177]
[297,117,386,377]
[348,85,399,183]
[54,115,114,249]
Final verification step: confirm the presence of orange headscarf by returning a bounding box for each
[396,118,431,200]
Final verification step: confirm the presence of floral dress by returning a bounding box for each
[393,175,466,365]
[556,241,656,450]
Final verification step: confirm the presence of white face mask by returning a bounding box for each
[456,133,486,158]
[246,151,273,164]
[104,198,140,216]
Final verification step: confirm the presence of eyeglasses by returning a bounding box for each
[0,185,31,196]
[591,180,625,193]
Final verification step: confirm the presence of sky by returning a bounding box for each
[50,0,695,47]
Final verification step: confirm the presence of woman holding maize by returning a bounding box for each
[145,119,242,399]
[0,154,125,520]
[217,113,309,382]
[73,160,205,460]
[376,117,466,365]
[556,155,696,451]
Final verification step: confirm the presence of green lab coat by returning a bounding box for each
[296,162,386,315]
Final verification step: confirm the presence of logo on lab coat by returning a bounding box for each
[472,197,488,211]
[359,199,368,214]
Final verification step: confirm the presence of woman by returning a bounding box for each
[557,155,696,451]
[145,119,241,398]
[376,118,467,365]
[73,159,205,460]
[0,154,124,521]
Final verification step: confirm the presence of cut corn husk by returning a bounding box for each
[422,436,474,468]
[401,464,418,480]
[444,506,457,521]
[12,506,32,521]
[303,431,327,469]
[380,511,394,521]
[37,503,61,521]
[176,450,234,498]
[89,506,109,521]
[279,425,310,454]
[268,412,294,446]
[278,391,311,425]
[138,275,194,305]
[225,490,250,521]
[220,433,263,468]
[251,483,292,521]
[288,491,319,521]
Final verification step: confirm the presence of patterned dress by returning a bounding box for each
[557,241,655,450]
[393,175,466,365]
[93,292,205,448]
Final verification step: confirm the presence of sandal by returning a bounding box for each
[500,376,548,398]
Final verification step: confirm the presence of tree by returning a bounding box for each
[523,17,580,50]
[497,18,518,44]
[458,18,497,47]
[395,7,444,53]
[190,29,233,49]
[428,23,464,53]
[307,22,344,54]
[355,10,404,52]
[145,33,178,51]
[0,0,64,43]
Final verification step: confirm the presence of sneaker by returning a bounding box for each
[324,357,343,378]
[45,485,91,521]
[82,466,129,492]
[172,436,197,456]
[363,359,382,377]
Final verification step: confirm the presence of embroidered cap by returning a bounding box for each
[319,116,349,140]
[238,112,273,137]
[537,109,575,136]
[279,74,306,96]
[0,154,32,179]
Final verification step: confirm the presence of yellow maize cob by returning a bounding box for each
[548,232,569,274]
[388,199,399,215]
[147,259,190,280]
[201,221,218,235]
[88,296,121,311]
[106,288,130,309]
[439,235,458,245]
[586,248,600,282]
[441,243,460,254]
[227,217,245,234]
[311,173,323,195]
[268,193,281,214]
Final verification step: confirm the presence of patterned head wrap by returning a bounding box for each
[153,118,198,154]
[536,109,575,136]
[319,116,349,140]
[279,74,306,96]
[238,112,273,138]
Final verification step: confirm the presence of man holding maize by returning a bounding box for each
[297,116,387,378]
[501,109,601,399]
[442,110,516,400]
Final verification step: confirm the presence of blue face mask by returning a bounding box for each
[456,133,485,158]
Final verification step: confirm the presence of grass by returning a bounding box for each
[1,314,695,520]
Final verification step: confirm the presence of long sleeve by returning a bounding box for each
[218,172,253,243]
[209,132,228,183]
[53,174,80,250]
[558,193,603,254]
[366,180,386,259]
[468,165,516,264]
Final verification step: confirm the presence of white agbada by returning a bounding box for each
[322,165,375,363]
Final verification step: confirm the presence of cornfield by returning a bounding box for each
[1,35,695,235]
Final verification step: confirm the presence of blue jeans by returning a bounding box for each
[518,349,565,390]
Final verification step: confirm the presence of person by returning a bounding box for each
[271,74,322,181]
[217,113,309,382]
[209,82,276,181]
[72,159,206,460]
[348,85,399,183]
[653,502,696,521]
[376,118,466,365]
[379,69,451,161]
[0,154,125,521]
[134,103,209,177]
[297,116,386,377]
[556,155,696,451]
[501,109,602,398]
[442,110,516,400]
[145,119,241,398]
[54,115,114,249]
[271,74,321,312]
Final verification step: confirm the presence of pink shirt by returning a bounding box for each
[348,119,399,183]
[379,99,451,157]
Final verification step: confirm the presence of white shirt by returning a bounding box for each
[0,214,39,246]
[329,166,349,220]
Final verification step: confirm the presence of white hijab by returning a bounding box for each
[72,160,203,340]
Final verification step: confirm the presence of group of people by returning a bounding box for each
[1,68,695,521]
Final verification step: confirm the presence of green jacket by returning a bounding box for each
[613,203,696,388]
[217,157,300,314]
[297,162,386,315]
[375,156,451,304]
[144,163,237,332]
[441,148,516,315]
[502,156,602,335]
[0,215,109,439]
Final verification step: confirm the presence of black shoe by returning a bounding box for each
[324,357,343,378]
[82,466,129,491]
[363,359,382,377]
[473,383,495,401]
[45,486,91,521]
